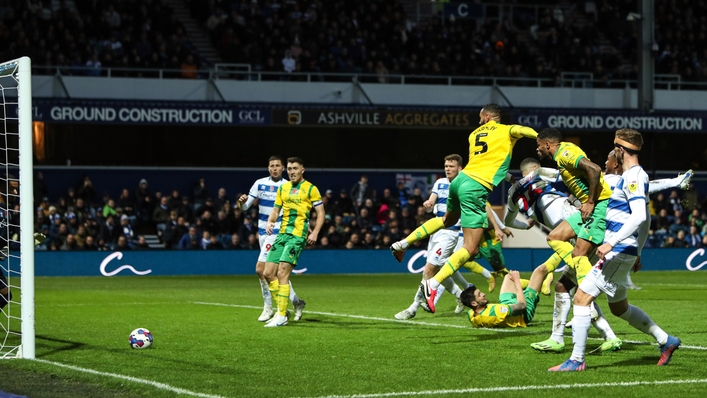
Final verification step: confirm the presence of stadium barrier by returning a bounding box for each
[32,248,707,277]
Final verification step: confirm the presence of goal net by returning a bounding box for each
[0,56,34,359]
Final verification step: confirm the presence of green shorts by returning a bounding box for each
[565,199,608,245]
[475,232,505,272]
[499,288,540,324]
[447,173,490,229]
[265,233,306,266]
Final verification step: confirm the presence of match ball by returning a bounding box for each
[129,328,153,349]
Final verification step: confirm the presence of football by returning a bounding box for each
[129,328,153,349]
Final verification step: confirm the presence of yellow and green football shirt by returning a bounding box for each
[553,142,612,203]
[469,304,527,328]
[274,179,322,239]
[462,121,538,190]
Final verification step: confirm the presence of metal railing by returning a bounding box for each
[31,65,707,91]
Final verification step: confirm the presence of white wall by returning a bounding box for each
[32,75,707,111]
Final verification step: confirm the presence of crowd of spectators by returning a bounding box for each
[32,174,436,252]
[0,0,206,78]
[31,172,707,252]
[3,0,705,87]
[190,0,638,86]
[646,182,707,248]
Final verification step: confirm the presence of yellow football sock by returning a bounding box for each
[434,248,470,285]
[543,253,563,273]
[548,240,576,268]
[268,279,280,299]
[574,256,593,283]
[461,260,486,275]
[520,279,529,290]
[277,283,290,316]
[406,217,445,245]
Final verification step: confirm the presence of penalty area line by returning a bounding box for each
[300,378,707,398]
[33,359,226,398]
[193,302,707,350]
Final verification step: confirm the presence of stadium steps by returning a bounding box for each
[167,0,223,66]
[142,234,165,249]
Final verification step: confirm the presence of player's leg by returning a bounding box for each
[531,270,575,353]
[546,220,578,269]
[390,213,458,261]
[588,302,622,354]
[570,199,607,283]
[550,252,629,371]
[396,262,439,320]
[608,291,680,365]
[256,234,276,321]
[265,261,295,327]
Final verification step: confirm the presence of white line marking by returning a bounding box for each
[299,378,707,398]
[193,302,707,350]
[34,359,226,398]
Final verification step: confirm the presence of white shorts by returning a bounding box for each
[579,251,635,303]
[258,234,277,263]
[426,229,461,267]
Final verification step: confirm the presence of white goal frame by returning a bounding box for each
[0,56,34,359]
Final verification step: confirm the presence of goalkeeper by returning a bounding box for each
[460,267,547,328]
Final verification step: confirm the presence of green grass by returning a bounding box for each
[0,271,705,398]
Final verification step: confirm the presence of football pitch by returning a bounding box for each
[0,271,706,398]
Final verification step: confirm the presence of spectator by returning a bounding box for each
[153,196,171,234]
[226,233,243,250]
[334,189,355,217]
[134,235,150,250]
[179,226,200,250]
[181,54,198,79]
[120,214,135,242]
[673,230,689,248]
[60,234,77,251]
[350,174,373,207]
[100,215,120,245]
[282,49,296,73]
[687,226,702,247]
[193,178,209,209]
[205,233,224,250]
[115,236,131,251]
[77,176,96,205]
[118,188,136,218]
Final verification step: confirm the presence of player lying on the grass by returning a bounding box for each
[460,268,546,328]
[238,155,306,322]
[549,128,681,372]
[395,201,515,318]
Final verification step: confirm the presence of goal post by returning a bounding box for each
[18,56,35,359]
[0,56,34,359]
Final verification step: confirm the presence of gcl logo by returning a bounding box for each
[518,115,541,126]
[238,110,265,122]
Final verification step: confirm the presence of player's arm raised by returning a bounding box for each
[576,157,603,220]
